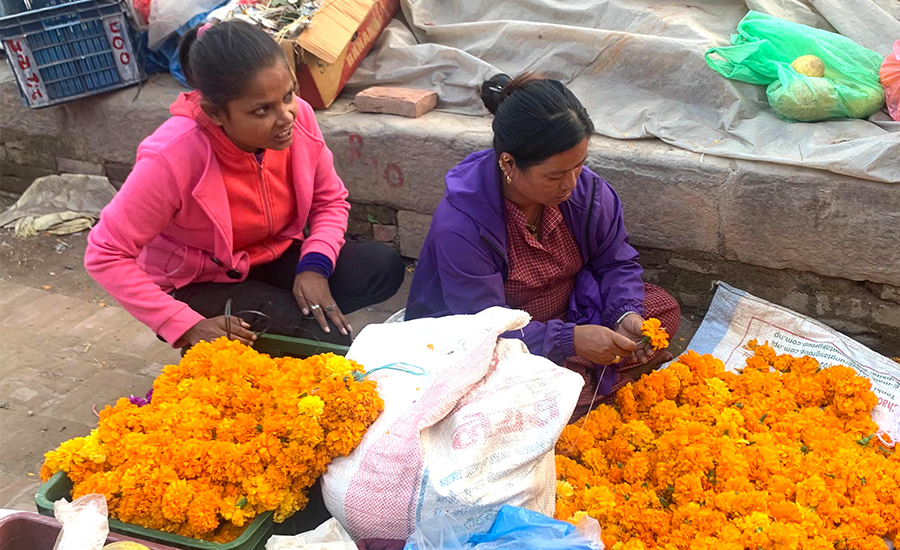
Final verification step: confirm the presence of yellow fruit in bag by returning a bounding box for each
[767,77,840,121]
[791,54,826,77]
[103,543,152,550]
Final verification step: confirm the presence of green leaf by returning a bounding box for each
[759,413,768,424]
[367,214,382,225]
[860,477,866,486]
[857,434,875,446]
[800,444,810,454]
[734,403,744,409]
[236,497,248,509]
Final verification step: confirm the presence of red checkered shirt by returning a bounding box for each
[503,199,583,321]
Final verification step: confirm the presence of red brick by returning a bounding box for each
[354,87,438,118]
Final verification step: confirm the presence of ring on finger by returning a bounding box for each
[325,304,336,312]
[310,304,321,312]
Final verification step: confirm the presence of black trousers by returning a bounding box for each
[172,240,405,346]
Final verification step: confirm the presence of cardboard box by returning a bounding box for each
[281,0,399,109]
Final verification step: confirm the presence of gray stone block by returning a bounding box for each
[0,175,31,195]
[586,140,729,255]
[1,141,57,170]
[348,203,397,226]
[1,130,79,167]
[374,224,397,242]
[1,67,178,166]
[873,305,900,329]
[1,68,69,140]
[319,101,491,215]
[104,162,133,189]
[0,163,55,191]
[59,78,178,165]
[398,211,433,259]
[722,161,900,287]
[57,158,105,176]
[865,282,900,304]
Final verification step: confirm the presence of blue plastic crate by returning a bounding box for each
[0,0,29,18]
[0,0,143,108]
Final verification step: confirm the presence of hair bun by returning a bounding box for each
[481,73,511,115]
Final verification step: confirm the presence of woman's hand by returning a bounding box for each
[183,316,257,346]
[616,313,653,363]
[573,325,637,365]
[293,271,351,336]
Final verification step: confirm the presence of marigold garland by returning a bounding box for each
[641,318,669,351]
[555,341,900,550]
[41,339,383,543]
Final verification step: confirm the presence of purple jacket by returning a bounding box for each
[406,150,645,392]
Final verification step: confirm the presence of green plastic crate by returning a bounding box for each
[36,471,274,550]
[253,333,349,359]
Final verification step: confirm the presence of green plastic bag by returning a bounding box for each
[706,11,885,122]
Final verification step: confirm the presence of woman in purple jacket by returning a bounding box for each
[406,74,681,419]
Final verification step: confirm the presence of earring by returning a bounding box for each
[499,158,512,185]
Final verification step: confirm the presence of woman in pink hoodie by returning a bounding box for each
[84,21,404,351]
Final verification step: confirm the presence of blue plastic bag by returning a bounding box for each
[404,506,603,550]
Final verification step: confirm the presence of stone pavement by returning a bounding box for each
[0,280,179,511]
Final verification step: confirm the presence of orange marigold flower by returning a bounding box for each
[555,348,897,549]
[641,318,670,351]
[40,339,383,543]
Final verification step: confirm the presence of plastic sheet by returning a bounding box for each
[881,40,900,121]
[346,0,900,182]
[52,495,109,550]
[404,505,603,550]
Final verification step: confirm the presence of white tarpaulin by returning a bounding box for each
[684,283,900,446]
[346,0,900,183]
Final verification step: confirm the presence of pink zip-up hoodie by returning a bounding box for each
[84,93,349,348]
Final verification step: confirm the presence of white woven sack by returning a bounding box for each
[321,307,584,540]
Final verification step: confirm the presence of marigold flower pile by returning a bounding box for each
[40,339,383,542]
[555,341,900,550]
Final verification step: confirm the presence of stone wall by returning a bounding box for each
[2,69,898,355]
[639,248,900,358]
